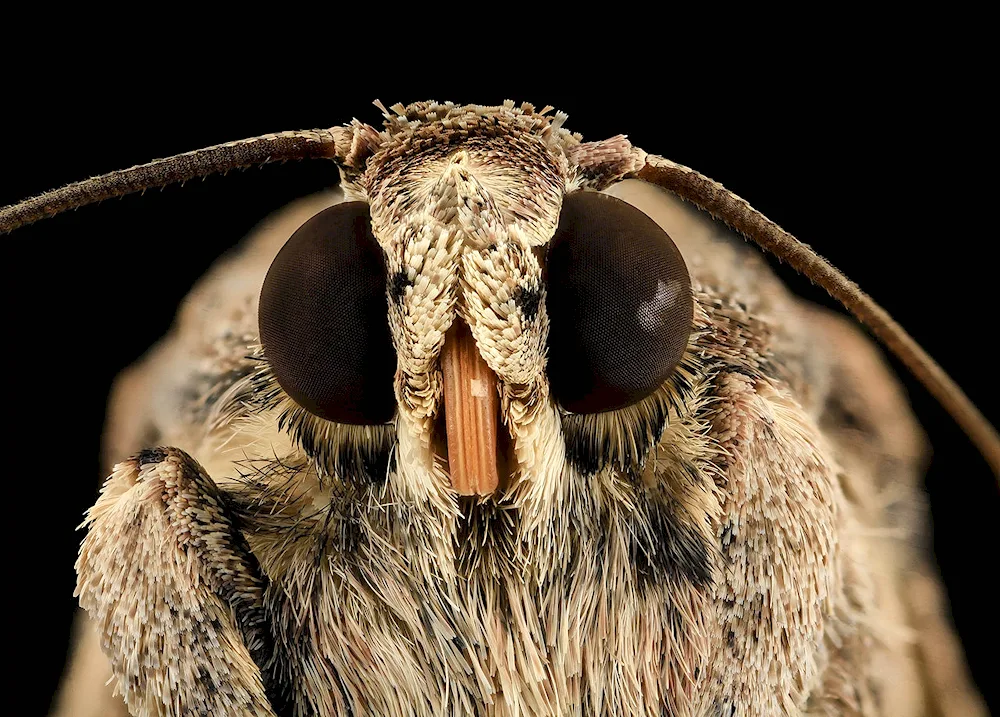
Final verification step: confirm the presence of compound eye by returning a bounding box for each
[258,202,397,424]
[544,191,693,414]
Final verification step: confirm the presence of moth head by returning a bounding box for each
[253,102,695,498]
[2,99,996,492]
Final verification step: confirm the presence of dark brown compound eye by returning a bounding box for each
[544,191,693,414]
[259,202,397,424]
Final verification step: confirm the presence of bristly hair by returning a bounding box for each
[226,455,313,521]
[455,495,519,580]
[211,345,397,486]
[223,455,372,559]
[559,343,703,478]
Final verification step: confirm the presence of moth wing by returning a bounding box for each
[807,308,987,717]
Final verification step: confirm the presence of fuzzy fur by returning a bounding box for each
[55,102,984,716]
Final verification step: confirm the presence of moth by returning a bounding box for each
[3,101,995,716]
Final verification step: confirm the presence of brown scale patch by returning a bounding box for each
[362,106,569,248]
[698,370,843,715]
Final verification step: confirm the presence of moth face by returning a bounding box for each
[218,118,721,710]
[254,114,694,507]
[60,102,945,715]
[199,102,727,714]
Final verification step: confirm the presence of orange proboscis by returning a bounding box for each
[441,320,500,495]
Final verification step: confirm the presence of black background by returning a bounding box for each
[3,43,996,715]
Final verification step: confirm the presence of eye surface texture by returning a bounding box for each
[258,202,397,425]
[544,191,693,414]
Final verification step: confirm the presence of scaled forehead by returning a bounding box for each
[343,102,579,246]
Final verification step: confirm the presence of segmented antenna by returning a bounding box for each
[637,155,1000,479]
[0,129,339,233]
[1,131,996,481]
